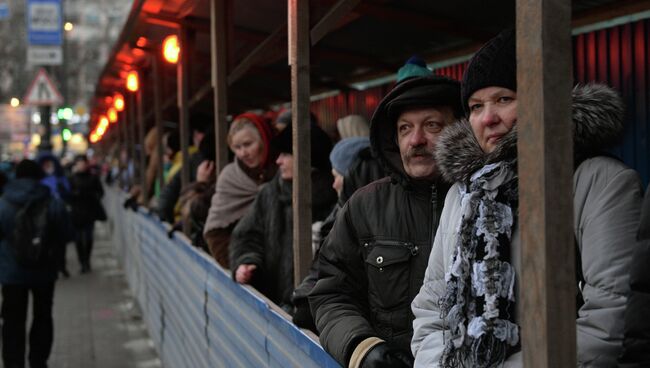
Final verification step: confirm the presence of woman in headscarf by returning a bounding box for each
[203,113,277,268]
[411,29,645,367]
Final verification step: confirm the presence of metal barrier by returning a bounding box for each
[105,187,340,368]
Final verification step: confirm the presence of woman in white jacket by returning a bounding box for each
[411,29,646,368]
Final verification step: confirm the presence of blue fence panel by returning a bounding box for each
[105,187,341,368]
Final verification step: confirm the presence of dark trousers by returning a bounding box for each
[74,223,94,271]
[1,283,55,368]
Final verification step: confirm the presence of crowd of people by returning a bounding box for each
[3,28,649,368]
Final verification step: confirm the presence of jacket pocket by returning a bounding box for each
[365,241,417,309]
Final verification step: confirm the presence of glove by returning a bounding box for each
[360,343,414,368]
[292,299,317,333]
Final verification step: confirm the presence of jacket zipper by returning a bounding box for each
[430,184,438,246]
[367,240,419,256]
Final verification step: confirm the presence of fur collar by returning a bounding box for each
[435,83,625,183]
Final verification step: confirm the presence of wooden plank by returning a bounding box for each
[310,0,362,46]
[128,92,138,188]
[152,56,166,193]
[572,0,650,28]
[178,24,192,190]
[227,24,287,86]
[210,0,230,176]
[289,0,312,287]
[516,0,575,367]
[137,88,148,202]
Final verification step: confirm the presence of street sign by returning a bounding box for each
[26,0,62,66]
[24,68,63,106]
[0,0,9,19]
[27,0,62,45]
[27,45,63,65]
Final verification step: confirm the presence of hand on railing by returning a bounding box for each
[235,264,257,284]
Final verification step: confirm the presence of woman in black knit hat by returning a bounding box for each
[411,29,645,367]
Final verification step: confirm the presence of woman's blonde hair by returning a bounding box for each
[227,117,262,148]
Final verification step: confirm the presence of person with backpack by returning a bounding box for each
[69,155,104,273]
[0,159,70,368]
[38,153,73,278]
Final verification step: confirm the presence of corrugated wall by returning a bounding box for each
[312,19,650,185]
[574,20,650,185]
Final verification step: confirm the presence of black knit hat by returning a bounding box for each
[461,28,516,114]
[271,122,333,171]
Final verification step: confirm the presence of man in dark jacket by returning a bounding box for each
[309,76,462,368]
[69,155,104,273]
[0,159,70,368]
[229,122,337,313]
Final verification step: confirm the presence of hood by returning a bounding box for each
[36,152,65,176]
[2,178,50,205]
[435,83,625,183]
[370,76,461,187]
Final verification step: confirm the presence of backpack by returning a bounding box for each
[7,197,54,268]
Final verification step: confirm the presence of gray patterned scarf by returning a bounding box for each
[439,159,519,368]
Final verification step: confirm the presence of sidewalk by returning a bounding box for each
[1,223,162,368]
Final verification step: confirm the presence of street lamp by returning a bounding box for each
[64,22,73,32]
[163,35,180,64]
[126,71,139,92]
[113,93,125,111]
[10,98,19,107]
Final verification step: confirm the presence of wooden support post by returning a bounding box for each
[516,1,575,367]
[178,23,192,190]
[210,0,229,176]
[152,56,165,193]
[128,92,137,188]
[289,0,312,287]
[137,88,147,203]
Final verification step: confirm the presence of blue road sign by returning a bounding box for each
[0,1,9,19]
[27,0,62,46]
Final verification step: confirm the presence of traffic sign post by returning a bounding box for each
[24,68,63,106]
[24,68,62,152]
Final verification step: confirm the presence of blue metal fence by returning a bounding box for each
[105,188,340,368]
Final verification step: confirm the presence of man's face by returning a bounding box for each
[397,107,455,180]
[276,153,294,180]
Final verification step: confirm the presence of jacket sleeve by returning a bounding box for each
[574,159,644,367]
[229,192,266,273]
[308,202,376,366]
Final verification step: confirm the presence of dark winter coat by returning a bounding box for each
[619,186,650,367]
[229,170,336,310]
[69,171,104,227]
[0,179,69,285]
[308,79,455,365]
[157,150,203,223]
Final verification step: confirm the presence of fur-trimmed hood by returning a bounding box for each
[435,83,625,183]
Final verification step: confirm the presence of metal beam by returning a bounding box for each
[310,0,362,46]
[289,0,312,287]
[211,0,230,176]
[227,24,287,86]
[516,0,575,367]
